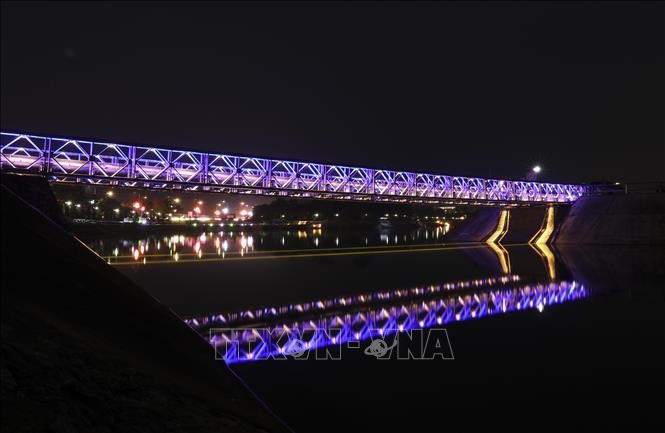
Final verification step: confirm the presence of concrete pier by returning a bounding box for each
[447,192,664,245]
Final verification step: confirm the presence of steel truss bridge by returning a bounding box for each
[1,132,586,205]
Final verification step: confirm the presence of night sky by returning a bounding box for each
[2,2,663,183]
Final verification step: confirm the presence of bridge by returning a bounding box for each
[1,132,586,205]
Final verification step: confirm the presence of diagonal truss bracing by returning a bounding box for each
[1,132,587,204]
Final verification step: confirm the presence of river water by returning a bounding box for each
[82,227,664,432]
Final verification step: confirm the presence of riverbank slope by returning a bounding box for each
[1,175,289,432]
[554,193,665,244]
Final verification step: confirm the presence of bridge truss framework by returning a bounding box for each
[1,132,587,205]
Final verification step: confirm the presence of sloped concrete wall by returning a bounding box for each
[501,206,547,244]
[446,207,500,242]
[447,206,550,244]
[554,194,665,244]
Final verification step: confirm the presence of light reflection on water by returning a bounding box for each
[74,222,664,431]
[83,228,597,365]
[84,226,450,264]
[188,277,587,364]
[174,238,590,364]
[93,225,660,433]
[176,240,588,364]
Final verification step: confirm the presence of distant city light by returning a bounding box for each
[197,200,203,205]
[194,206,201,214]
[222,207,229,214]
[173,197,180,203]
[133,202,141,209]
[106,190,114,197]
[532,165,542,174]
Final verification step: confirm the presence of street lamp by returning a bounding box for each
[526,165,542,181]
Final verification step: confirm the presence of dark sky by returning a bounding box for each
[2,1,663,183]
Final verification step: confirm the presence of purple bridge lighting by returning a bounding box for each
[184,276,588,364]
[1,132,587,205]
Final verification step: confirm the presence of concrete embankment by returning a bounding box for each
[447,206,553,244]
[554,193,665,244]
[445,208,500,242]
[501,206,547,244]
[447,192,665,245]
[1,174,289,433]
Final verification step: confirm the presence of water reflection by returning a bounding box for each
[531,243,557,280]
[487,241,511,274]
[190,277,587,364]
[174,241,591,364]
[85,226,451,265]
[84,226,603,366]
[187,275,522,329]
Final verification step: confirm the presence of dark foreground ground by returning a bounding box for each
[1,176,289,433]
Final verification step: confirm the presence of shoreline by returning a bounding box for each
[70,219,438,237]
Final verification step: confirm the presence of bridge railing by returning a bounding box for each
[1,132,588,203]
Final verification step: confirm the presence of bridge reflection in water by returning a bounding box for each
[89,226,585,364]
[186,276,587,364]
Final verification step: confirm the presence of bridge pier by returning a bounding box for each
[447,205,567,244]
